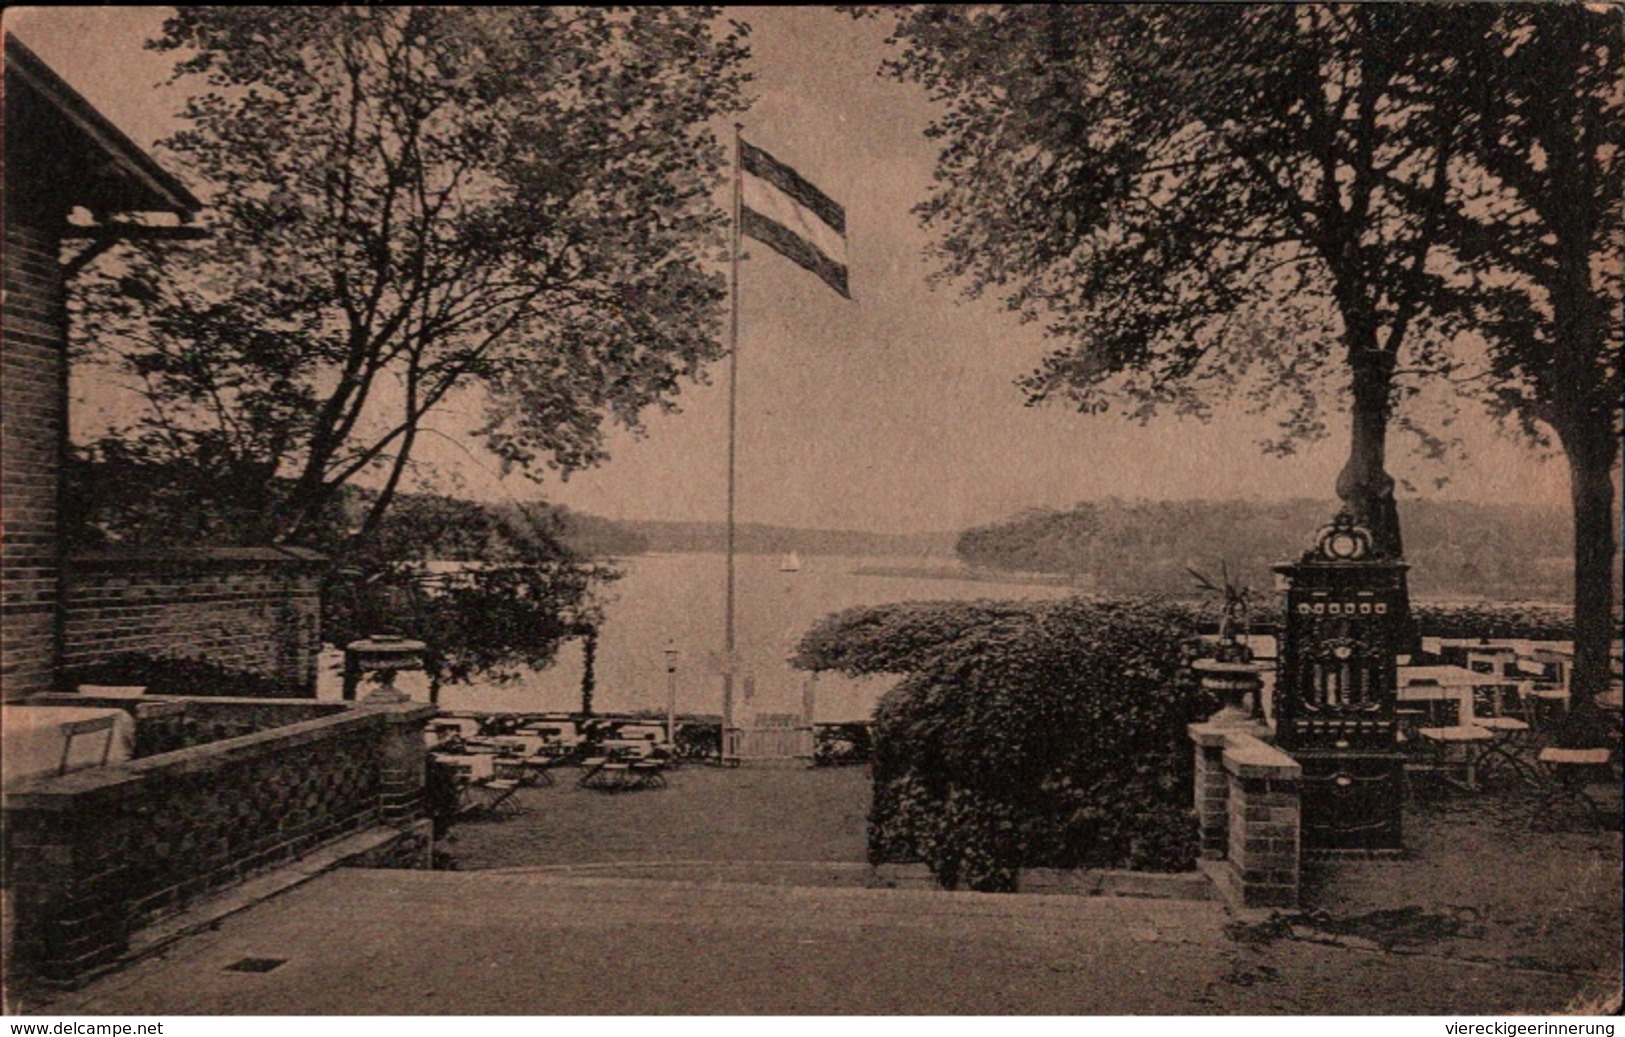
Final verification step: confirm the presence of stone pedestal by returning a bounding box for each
[345,637,427,705]
[372,700,438,825]
[1193,657,1266,728]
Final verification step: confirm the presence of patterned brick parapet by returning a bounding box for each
[2,699,434,985]
[1189,721,1303,911]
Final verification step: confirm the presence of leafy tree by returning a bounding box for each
[1416,5,1622,724]
[321,492,612,697]
[73,6,752,546]
[864,5,1481,558]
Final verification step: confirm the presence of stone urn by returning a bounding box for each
[346,635,428,705]
[1193,641,1265,728]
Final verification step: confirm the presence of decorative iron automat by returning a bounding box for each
[1274,512,1409,852]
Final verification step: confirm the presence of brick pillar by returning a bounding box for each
[1,213,67,700]
[3,773,139,985]
[372,701,437,825]
[1190,725,1231,858]
[1190,718,1273,861]
[1218,735,1302,910]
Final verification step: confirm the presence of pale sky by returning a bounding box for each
[5,6,1573,534]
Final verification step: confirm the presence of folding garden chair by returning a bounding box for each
[1531,747,1619,831]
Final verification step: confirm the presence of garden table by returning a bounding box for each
[1398,665,1521,726]
[430,750,496,782]
[1533,747,1616,830]
[1470,716,1536,786]
[430,752,522,818]
[579,759,633,791]
[577,755,666,792]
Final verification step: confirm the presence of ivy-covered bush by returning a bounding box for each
[794,597,1214,892]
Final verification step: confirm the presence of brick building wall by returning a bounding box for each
[1,209,68,701]
[61,550,326,695]
[5,33,205,701]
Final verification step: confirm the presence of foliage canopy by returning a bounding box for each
[74,6,753,546]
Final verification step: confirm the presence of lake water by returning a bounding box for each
[324,553,1079,721]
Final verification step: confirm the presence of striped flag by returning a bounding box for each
[740,139,850,299]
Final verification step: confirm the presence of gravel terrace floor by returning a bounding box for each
[441,762,873,873]
[440,760,1622,1008]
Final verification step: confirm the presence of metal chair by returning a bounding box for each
[1531,748,1618,831]
[58,715,117,774]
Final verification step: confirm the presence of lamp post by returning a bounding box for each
[664,643,679,751]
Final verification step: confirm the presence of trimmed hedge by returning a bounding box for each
[1410,603,1578,642]
[675,720,722,761]
[794,598,1215,892]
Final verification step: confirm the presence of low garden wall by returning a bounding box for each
[2,698,433,985]
[61,548,326,696]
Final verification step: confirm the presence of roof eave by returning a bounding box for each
[4,33,202,219]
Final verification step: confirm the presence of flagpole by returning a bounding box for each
[722,122,743,765]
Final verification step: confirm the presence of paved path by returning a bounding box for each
[33,869,1614,1015]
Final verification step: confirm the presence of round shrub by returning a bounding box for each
[797,597,1215,891]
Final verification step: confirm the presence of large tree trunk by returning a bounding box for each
[1334,350,1404,559]
[1557,426,1620,745]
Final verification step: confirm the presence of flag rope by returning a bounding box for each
[722,122,743,759]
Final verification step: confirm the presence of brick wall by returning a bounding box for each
[2,700,435,984]
[1,213,67,701]
[61,550,325,695]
